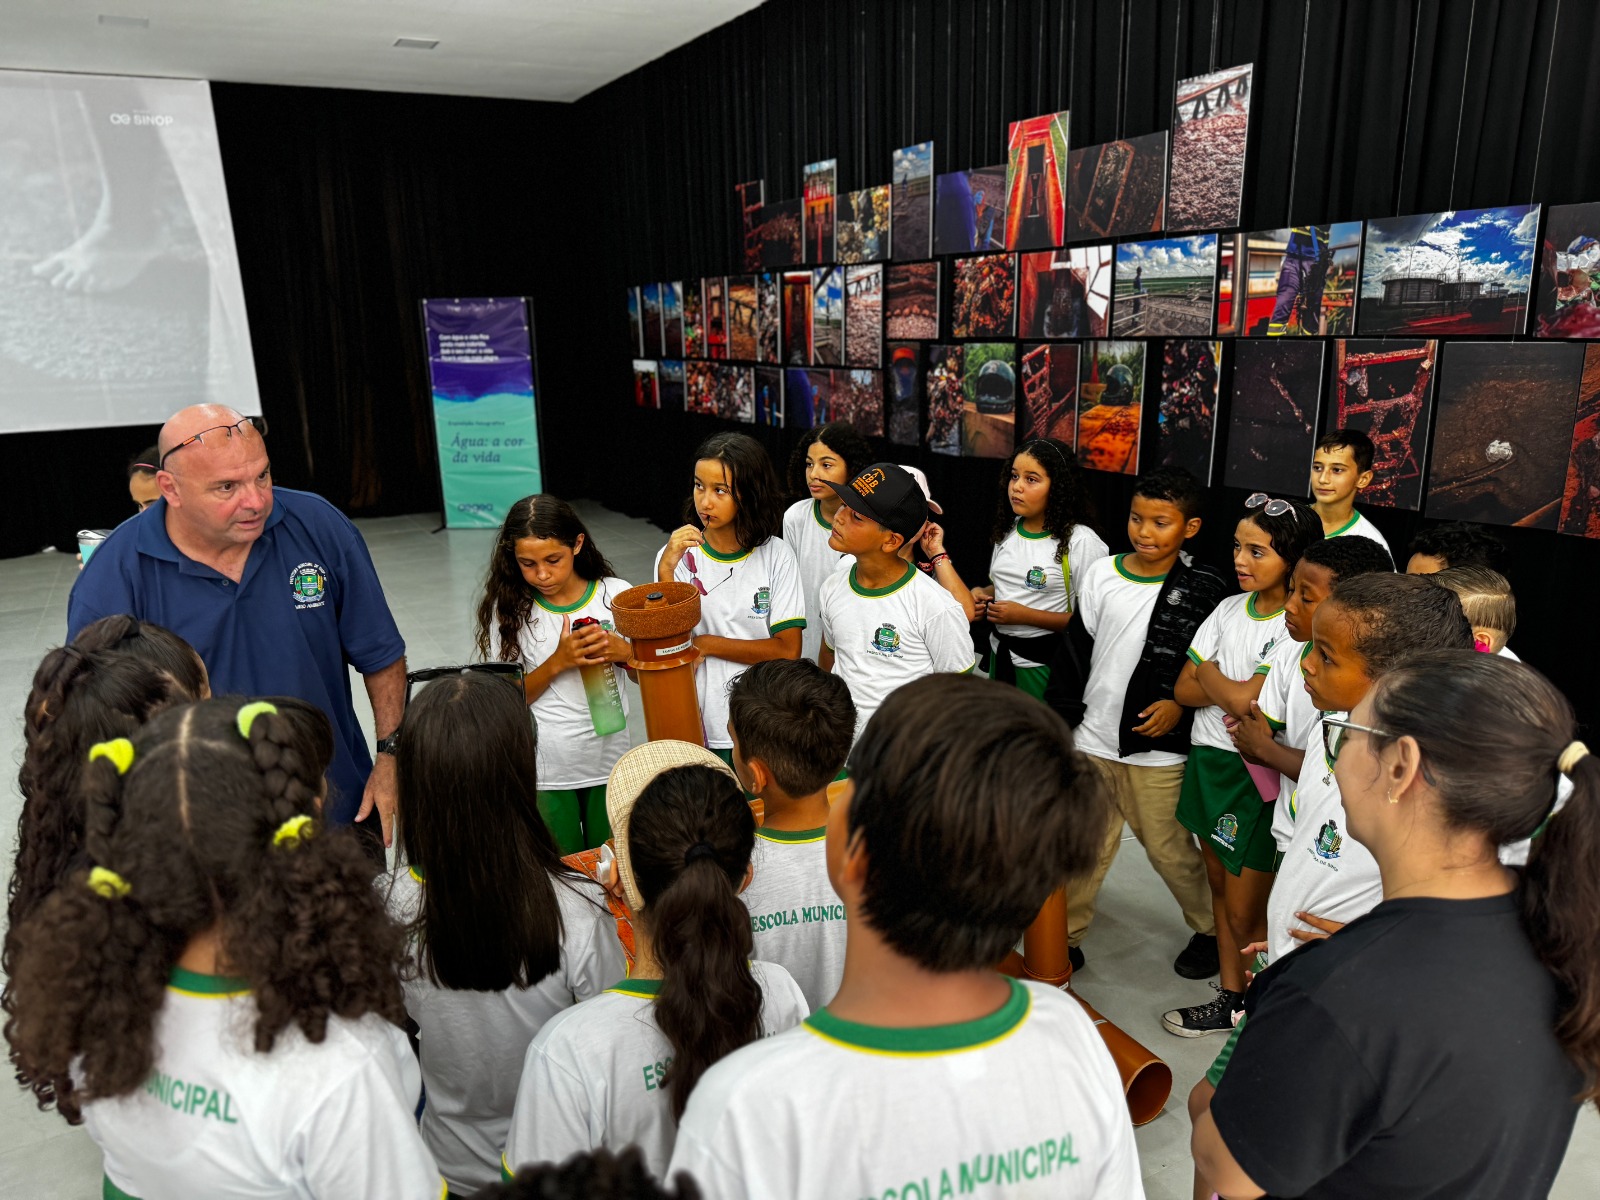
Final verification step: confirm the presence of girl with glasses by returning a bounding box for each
[1193,649,1600,1198]
[475,495,634,853]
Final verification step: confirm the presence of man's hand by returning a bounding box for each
[356,754,398,847]
[1132,698,1182,738]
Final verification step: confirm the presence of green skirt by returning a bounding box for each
[1175,744,1278,875]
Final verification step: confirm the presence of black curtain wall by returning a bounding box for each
[5,0,1600,726]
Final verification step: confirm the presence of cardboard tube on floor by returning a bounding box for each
[610,582,704,746]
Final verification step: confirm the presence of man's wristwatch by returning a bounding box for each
[376,732,400,756]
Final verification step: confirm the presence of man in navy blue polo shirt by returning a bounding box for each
[68,405,407,845]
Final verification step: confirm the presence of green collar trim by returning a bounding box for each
[168,966,250,998]
[409,864,426,884]
[848,562,916,598]
[534,578,598,614]
[1300,641,1314,665]
[1114,554,1167,584]
[606,978,662,998]
[803,978,1030,1056]
[1015,519,1050,540]
[811,500,832,531]
[756,825,828,843]
[1246,594,1284,621]
[1327,512,1360,537]
[698,540,750,564]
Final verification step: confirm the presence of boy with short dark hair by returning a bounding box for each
[1403,521,1505,574]
[1064,466,1230,979]
[669,675,1140,1199]
[727,659,858,1010]
[816,464,974,741]
[1310,429,1389,553]
[1431,564,1519,659]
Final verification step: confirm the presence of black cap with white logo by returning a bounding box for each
[824,463,929,542]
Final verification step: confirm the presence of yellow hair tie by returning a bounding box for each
[272,814,313,847]
[87,866,131,899]
[87,738,136,775]
[1559,741,1590,775]
[236,701,279,741]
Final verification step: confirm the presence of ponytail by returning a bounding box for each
[626,766,762,1119]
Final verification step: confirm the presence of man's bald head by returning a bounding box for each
[158,404,247,461]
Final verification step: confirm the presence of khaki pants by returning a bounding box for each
[1067,756,1215,945]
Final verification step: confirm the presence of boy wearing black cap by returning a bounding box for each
[817,463,975,742]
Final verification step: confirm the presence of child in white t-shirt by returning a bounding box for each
[1310,429,1391,555]
[1431,564,1520,659]
[475,494,635,853]
[973,437,1108,699]
[504,741,807,1181]
[385,671,624,1196]
[667,673,1140,1199]
[817,463,975,742]
[781,421,872,662]
[727,659,858,1009]
[657,432,806,763]
[6,697,444,1200]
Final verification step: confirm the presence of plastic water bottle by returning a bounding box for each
[571,617,627,736]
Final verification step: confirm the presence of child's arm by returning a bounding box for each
[697,627,803,665]
[522,618,609,704]
[1174,658,1210,708]
[1193,658,1268,720]
[818,643,835,672]
[1230,702,1305,776]
[984,599,1072,632]
[920,522,976,620]
[657,525,704,582]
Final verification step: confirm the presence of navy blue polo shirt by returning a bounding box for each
[67,488,405,825]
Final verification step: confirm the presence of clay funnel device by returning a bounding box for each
[610,582,705,746]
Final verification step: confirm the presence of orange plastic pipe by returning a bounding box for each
[610,582,705,746]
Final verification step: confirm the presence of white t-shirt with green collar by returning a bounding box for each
[819,562,976,742]
[383,863,624,1195]
[1186,593,1289,753]
[782,498,847,663]
[491,576,634,790]
[987,521,1110,670]
[654,538,807,749]
[1254,636,1321,811]
[502,961,808,1181]
[1325,510,1391,558]
[667,977,1143,1200]
[84,967,445,1200]
[743,826,847,1011]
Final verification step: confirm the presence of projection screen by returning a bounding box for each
[0,69,259,433]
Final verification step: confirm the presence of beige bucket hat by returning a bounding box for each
[605,740,739,911]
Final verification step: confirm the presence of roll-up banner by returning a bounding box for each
[421,297,543,529]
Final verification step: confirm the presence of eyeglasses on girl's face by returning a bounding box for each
[1321,715,1393,765]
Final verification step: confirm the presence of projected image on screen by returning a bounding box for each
[0,70,259,433]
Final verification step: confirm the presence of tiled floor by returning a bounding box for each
[2,503,1595,1198]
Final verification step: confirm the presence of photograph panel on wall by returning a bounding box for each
[784,366,833,429]
[950,253,1017,338]
[884,261,940,339]
[1066,131,1167,241]
[886,343,921,446]
[1426,341,1583,530]
[754,365,784,428]
[717,364,755,423]
[726,275,758,360]
[683,281,705,358]
[781,270,812,364]
[933,164,1007,255]
[632,360,658,409]
[891,141,934,260]
[626,287,643,355]
[755,273,781,363]
[1004,111,1069,250]
[641,283,663,354]
[1019,342,1079,448]
[832,368,884,436]
[756,199,804,269]
[926,344,965,456]
[1066,243,1114,337]
[1534,202,1600,337]
[1359,205,1539,336]
[1077,341,1146,474]
[1223,340,1326,495]
[1327,340,1438,511]
[1112,234,1217,337]
[686,361,718,414]
[1167,64,1253,231]
[662,282,684,355]
[1156,340,1223,482]
[810,266,843,365]
[837,185,891,264]
[803,158,837,262]
[703,276,728,360]
[1560,345,1600,535]
[736,179,765,271]
[1216,224,1362,337]
[962,343,1016,458]
[658,360,685,412]
[1019,251,1094,338]
[844,263,884,368]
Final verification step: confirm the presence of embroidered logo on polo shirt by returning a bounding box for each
[752,586,772,616]
[1212,812,1239,849]
[870,623,902,655]
[290,562,328,610]
[1025,566,1046,590]
[1313,819,1343,862]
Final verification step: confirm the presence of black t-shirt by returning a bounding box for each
[1211,893,1582,1199]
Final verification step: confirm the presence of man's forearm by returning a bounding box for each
[363,656,407,740]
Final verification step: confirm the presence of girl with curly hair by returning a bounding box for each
[4,697,442,1198]
[972,437,1107,698]
[474,494,634,852]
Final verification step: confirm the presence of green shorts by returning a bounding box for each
[536,786,611,856]
[1204,1014,1247,1088]
[1175,744,1278,875]
[986,656,1051,700]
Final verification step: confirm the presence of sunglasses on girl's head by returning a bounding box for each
[403,661,525,706]
[1321,715,1392,765]
[1245,492,1295,518]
